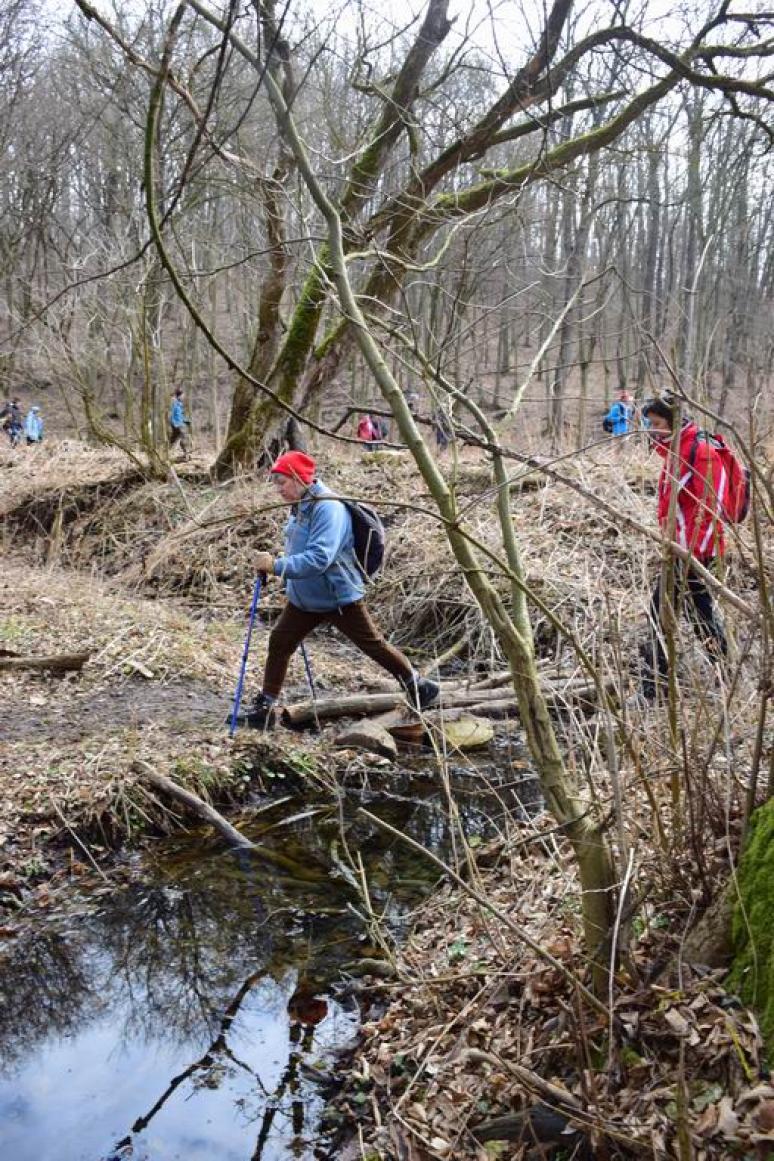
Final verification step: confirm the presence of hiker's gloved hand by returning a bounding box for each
[255,551,274,575]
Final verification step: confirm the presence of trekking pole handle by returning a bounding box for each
[229,575,263,737]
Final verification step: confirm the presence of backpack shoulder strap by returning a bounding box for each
[687,430,713,470]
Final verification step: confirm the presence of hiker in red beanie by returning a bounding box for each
[242,451,439,728]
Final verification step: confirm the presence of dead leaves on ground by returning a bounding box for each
[338,835,771,1160]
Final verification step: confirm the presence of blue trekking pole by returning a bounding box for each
[229,575,263,737]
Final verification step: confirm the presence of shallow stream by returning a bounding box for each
[0,752,539,1161]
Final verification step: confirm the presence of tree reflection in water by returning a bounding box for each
[0,757,535,1159]
[0,845,357,1161]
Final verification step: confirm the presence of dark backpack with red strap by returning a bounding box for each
[688,431,751,524]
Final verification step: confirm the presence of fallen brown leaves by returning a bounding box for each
[334,821,772,1160]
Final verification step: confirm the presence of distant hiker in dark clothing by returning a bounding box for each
[1,398,23,447]
[372,415,389,442]
[433,408,453,452]
[638,397,728,701]
[404,388,420,416]
[603,389,634,436]
[169,389,191,460]
[242,450,439,729]
[24,406,43,445]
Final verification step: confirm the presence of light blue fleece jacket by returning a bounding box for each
[24,410,43,441]
[273,480,365,612]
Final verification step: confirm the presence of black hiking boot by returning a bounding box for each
[401,672,440,710]
[244,693,277,730]
[227,693,276,730]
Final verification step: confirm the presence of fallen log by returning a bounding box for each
[282,679,616,728]
[132,760,255,850]
[469,668,601,692]
[282,692,402,728]
[0,651,90,673]
[427,700,516,721]
[454,689,613,718]
[472,1105,590,1157]
[282,687,514,728]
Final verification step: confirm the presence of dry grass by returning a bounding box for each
[0,438,132,514]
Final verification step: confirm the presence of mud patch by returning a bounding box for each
[3,678,228,743]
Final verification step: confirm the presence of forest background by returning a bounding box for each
[2,0,774,1156]
[2,0,773,456]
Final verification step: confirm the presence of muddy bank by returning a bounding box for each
[1,677,228,743]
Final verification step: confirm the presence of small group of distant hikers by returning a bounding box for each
[233,395,744,730]
[0,398,44,447]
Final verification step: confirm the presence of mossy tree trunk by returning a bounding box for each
[212,155,296,477]
[727,799,774,1053]
[196,0,454,475]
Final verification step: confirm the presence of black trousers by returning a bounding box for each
[642,559,727,698]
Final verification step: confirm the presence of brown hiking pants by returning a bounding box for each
[262,600,413,698]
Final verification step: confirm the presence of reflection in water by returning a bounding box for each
[0,851,359,1161]
[0,753,540,1160]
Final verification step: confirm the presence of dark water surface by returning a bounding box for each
[0,756,540,1161]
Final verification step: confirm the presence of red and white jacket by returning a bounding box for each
[655,421,726,560]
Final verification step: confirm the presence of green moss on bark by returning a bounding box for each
[728,798,774,1053]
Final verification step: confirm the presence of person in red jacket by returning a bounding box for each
[639,397,728,700]
[357,414,377,450]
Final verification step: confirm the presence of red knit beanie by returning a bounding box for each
[270,451,316,485]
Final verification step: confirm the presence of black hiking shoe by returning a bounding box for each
[244,693,277,730]
[401,673,440,710]
[227,694,276,730]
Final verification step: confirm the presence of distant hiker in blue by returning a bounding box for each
[433,408,453,453]
[24,406,43,445]
[169,388,191,460]
[603,390,635,436]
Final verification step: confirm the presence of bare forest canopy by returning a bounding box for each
[1,0,774,469]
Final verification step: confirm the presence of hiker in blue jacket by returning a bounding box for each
[24,406,43,445]
[242,450,439,729]
[603,390,634,436]
[169,388,191,460]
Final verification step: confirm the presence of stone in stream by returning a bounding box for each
[334,720,398,760]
